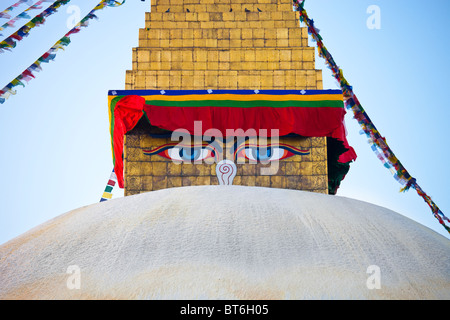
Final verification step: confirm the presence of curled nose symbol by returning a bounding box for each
[216,160,237,185]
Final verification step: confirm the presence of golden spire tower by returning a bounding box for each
[126,0,323,90]
[114,0,354,196]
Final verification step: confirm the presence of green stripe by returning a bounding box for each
[105,185,114,193]
[143,99,344,108]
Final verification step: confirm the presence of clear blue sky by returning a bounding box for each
[0,0,449,244]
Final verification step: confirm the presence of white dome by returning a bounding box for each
[0,186,449,299]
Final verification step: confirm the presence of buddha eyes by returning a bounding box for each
[144,143,309,163]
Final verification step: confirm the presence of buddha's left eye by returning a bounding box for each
[168,147,214,162]
[244,146,286,162]
[143,144,216,163]
[235,144,310,162]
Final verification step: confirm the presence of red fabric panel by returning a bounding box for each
[146,105,343,137]
[113,95,146,187]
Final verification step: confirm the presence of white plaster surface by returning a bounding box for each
[0,185,449,299]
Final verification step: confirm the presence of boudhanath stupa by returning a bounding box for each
[0,0,449,300]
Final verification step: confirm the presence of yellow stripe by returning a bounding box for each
[108,95,116,163]
[108,95,116,107]
[133,94,343,102]
[102,192,113,199]
[108,95,114,128]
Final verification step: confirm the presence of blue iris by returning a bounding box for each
[179,148,200,161]
[251,147,272,161]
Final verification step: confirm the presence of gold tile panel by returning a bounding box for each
[126,0,320,91]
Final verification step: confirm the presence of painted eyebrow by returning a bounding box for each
[233,143,310,159]
[143,142,220,155]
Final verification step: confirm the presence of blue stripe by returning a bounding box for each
[108,89,343,96]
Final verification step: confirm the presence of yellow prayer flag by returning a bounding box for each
[102,192,113,199]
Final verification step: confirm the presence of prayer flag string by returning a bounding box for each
[0,0,35,20]
[0,0,126,104]
[293,0,449,234]
[0,0,55,37]
[100,168,117,202]
[0,0,73,52]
